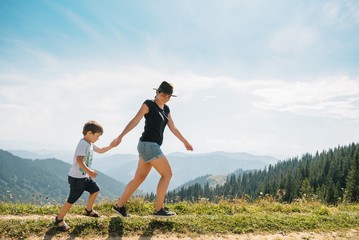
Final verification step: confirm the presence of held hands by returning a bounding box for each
[110,137,122,148]
[110,138,118,148]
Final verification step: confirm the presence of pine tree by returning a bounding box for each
[344,153,359,202]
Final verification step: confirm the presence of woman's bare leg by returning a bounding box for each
[117,159,152,207]
[150,156,173,211]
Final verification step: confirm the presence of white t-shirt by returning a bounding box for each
[68,139,98,178]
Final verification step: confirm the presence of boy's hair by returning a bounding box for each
[82,120,103,135]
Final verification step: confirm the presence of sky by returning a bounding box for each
[1,0,359,159]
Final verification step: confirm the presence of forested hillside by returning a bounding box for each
[167,143,359,204]
[0,149,125,203]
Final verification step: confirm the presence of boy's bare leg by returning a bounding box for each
[86,191,99,211]
[117,159,152,207]
[150,156,172,211]
[56,202,72,228]
[58,202,72,219]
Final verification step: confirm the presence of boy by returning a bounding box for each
[54,120,116,231]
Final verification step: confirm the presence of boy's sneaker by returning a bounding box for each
[153,208,177,217]
[112,204,130,218]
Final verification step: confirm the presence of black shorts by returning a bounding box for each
[67,176,100,204]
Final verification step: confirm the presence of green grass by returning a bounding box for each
[1,198,359,239]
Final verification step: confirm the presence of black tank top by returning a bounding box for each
[139,100,170,145]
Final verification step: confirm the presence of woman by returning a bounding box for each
[112,81,193,217]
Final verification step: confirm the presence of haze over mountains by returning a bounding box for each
[7,149,279,193]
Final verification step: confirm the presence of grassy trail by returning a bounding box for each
[1,199,359,239]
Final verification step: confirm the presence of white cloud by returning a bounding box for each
[250,75,359,119]
[0,103,52,137]
[1,1,359,157]
[205,134,278,154]
[1,63,359,156]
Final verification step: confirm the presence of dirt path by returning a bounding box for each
[2,215,359,240]
[25,230,359,240]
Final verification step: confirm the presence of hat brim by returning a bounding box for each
[153,88,177,97]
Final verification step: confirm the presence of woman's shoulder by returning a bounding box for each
[143,99,156,107]
[143,99,153,104]
[164,104,170,113]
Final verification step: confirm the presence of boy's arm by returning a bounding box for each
[76,156,96,178]
[94,143,115,154]
[94,138,117,154]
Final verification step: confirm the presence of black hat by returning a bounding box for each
[153,81,177,97]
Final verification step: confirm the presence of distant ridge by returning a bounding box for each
[7,149,74,163]
[93,151,279,192]
[0,149,125,203]
[7,149,280,193]
[166,143,359,205]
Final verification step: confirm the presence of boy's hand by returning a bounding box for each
[110,139,118,148]
[113,137,122,147]
[88,169,97,178]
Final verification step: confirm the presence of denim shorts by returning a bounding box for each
[137,141,164,162]
[67,176,100,204]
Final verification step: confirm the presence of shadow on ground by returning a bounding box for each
[43,216,175,240]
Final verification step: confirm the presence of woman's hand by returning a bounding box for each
[184,141,193,151]
[112,137,122,147]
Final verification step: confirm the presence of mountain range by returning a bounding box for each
[8,149,280,193]
[0,149,125,203]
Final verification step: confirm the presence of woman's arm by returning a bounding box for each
[167,113,193,151]
[113,103,149,146]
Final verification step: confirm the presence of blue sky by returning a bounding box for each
[1,0,359,158]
